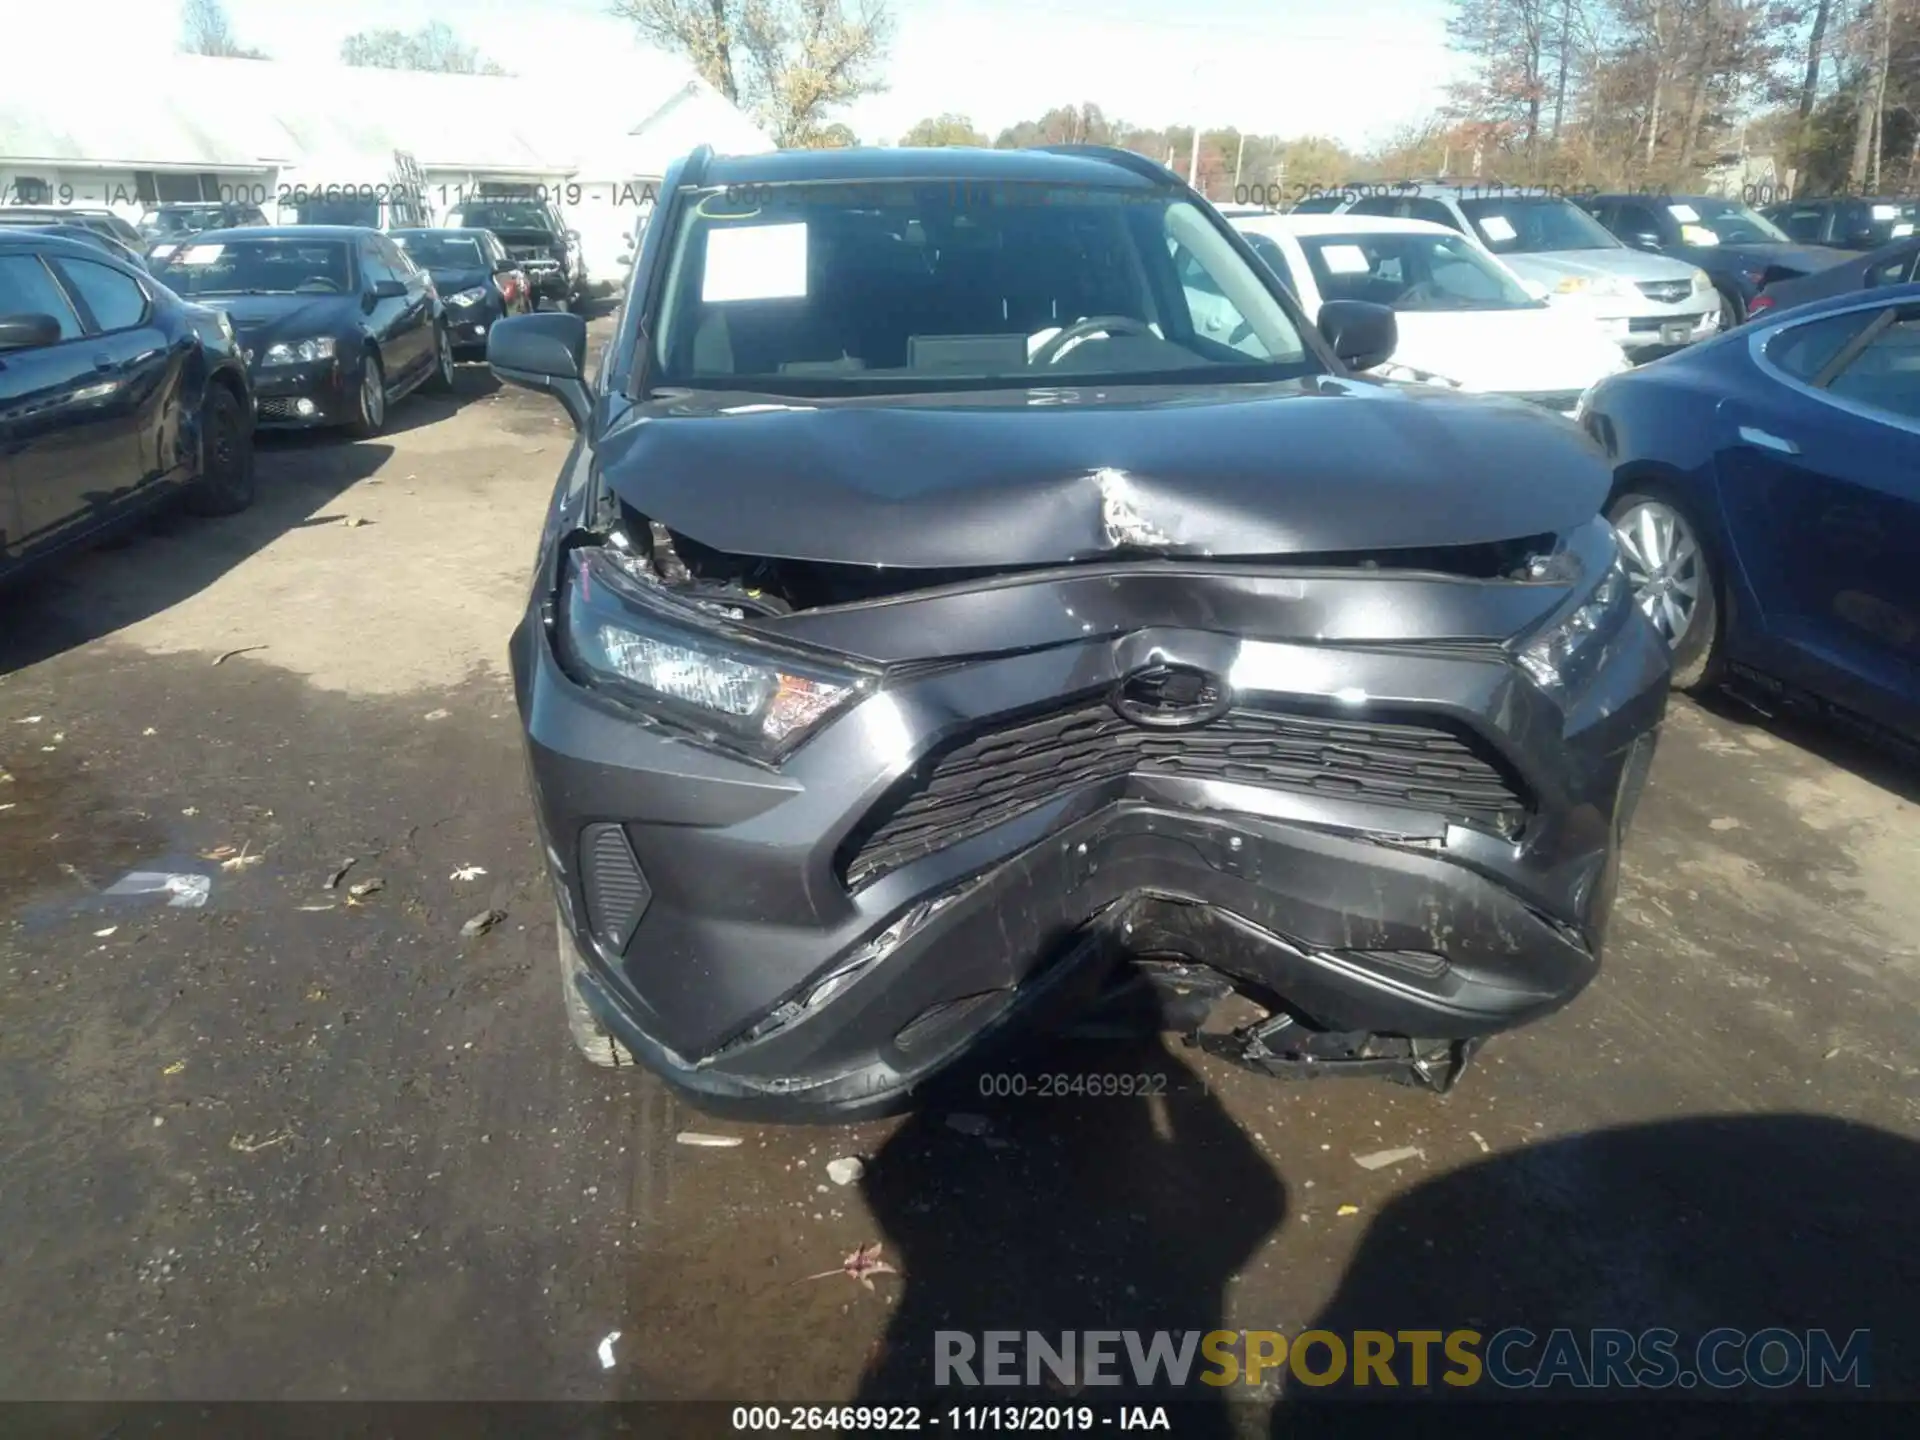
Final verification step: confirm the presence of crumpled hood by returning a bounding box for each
[596,379,1612,567]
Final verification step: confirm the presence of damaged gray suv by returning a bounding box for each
[488,144,1668,1118]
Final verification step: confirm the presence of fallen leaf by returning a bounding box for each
[460,907,507,939]
[422,709,451,722]
[449,864,488,882]
[142,727,158,736]
[1336,1204,1361,1217]
[181,807,199,818]
[162,1061,185,1076]
[347,877,385,900]
[805,1241,899,1291]
[93,926,118,938]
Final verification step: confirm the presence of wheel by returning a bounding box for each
[348,350,386,438]
[424,324,455,393]
[1608,489,1722,691]
[182,384,254,517]
[556,909,635,1069]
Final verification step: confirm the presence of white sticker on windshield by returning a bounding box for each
[1479,215,1517,242]
[1679,224,1721,246]
[1319,243,1372,275]
[702,223,808,302]
[1872,204,1901,221]
[149,244,177,259]
[1894,222,1916,238]
[1667,204,1701,223]
[178,244,224,265]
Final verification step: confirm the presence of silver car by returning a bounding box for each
[1335,186,1718,357]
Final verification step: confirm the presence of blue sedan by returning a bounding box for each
[1579,282,1920,743]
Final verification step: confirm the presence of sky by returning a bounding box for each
[18,0,1462,152]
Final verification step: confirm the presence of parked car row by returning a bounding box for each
[0,218,506,587]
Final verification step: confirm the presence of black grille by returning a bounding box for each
[840,700,1528,888]
[1636,280,1692,304]
[256,397,303,420]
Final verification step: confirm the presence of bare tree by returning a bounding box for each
[179,0,269,59]
[1799,0,1836,115]
[612,0,892,146]
[340,22,508,75]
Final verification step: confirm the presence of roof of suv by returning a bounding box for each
[1236,214,1458,237]
[699,145,1171,191]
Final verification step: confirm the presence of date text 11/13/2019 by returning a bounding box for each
[730,1405,1173,1431]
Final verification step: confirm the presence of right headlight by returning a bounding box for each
[1515,525,1637,698]
[261,336,336,366]
[557,543,874,761]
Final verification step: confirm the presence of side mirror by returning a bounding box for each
[1317,299,1397,372]
[1522,278,1551,301]
[489,311,590,430]
[0,311,61,352]
[370,279,408,300]
[1630,232,1664,250]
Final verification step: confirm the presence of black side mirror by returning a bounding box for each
[1317,299,1397,372]
[0,312,62,352]
[370,279,408,300]
[489,311,590,429]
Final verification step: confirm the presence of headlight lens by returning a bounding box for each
[261,336,336,366]
[558,544,871,759]
[1515,528,1637,698]
[446,286,488,307]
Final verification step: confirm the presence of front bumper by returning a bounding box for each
[522,561,1670,1120]
[247,359,356,429]
[444,301,503,353]
[1577,299,1719,353]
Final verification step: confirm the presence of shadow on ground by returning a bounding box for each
[1691,685,1920,806]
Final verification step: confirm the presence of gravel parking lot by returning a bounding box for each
[3,317,1918,1405]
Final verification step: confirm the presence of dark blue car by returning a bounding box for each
[1580,282,1920,743]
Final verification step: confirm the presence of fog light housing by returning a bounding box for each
[294,398,317,417]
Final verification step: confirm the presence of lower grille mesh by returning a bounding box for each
[840,700,1527,888]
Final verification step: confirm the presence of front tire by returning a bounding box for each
[1609,489,1722,691]
[348,350,386,438]
[424,324,455,394]
[556,909,636,1069]
[183,384,254,517]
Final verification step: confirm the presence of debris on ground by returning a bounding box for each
[229,1130,293,1154]
[675,1132,743,1148]
[181,807,198,817]
[212,645,267,666]
[597,1331,621,1369]
[1336,1204,1361,1217]
[826,1157,865,1186]
[142,727,157,736]
[346,878,385,903]
[449,865,488,882]
[201,843,263,872]
[805,1241,899,1291]
[1353,1146,1424,1171]
[1469,1131,1491,1154]
[460,907,507,939]
[93,926,117,938]
[13,716,42,724]
[162,1061,185,1076]
[103,871,211,909]
[326,859,357,889]
[945,1113,991,1136]
[297,904,336,913]
[422,709,451,722]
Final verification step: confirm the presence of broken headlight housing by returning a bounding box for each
[1515,525,1636,699]
[558,544,873,760]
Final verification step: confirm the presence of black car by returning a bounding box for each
[390,228,531,358]
[150,226,454,436]
[1578,284,1920,745]
[1751,233,1920,319]
[2,222,151,273]
[1578,193,1843,325]
[0,231,255,582]
[138,202,269,245]
[442,198,583,310]
[486,143,1669,1118]
[1763,195,1918,252]
[0,206,145,251]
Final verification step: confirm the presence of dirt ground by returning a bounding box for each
[2,322,1917,1410]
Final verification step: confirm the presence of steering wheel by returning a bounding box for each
[1032,314,1153,365]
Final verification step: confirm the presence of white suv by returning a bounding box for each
[1332,186,1718,356]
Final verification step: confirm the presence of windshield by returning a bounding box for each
[1669,199,1790,244]
[648,180,1314,394]
[153,238,355,295]
[452,203,553,234]
[1298,231,1539,310]
[1458,197,1621,254]
[291,197,380,228]
[395,233,487,269]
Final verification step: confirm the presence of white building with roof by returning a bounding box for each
[0,51,773,278]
